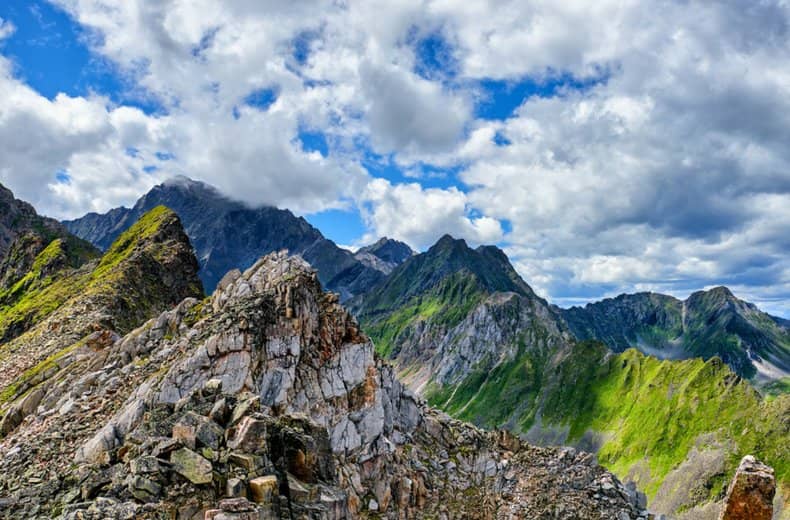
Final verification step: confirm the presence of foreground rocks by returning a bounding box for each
[718,455,776,520]
[1,252,649,518]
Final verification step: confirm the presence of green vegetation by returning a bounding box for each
[0,206,181,345]
[428,339,789,501]
[89,205,173,284]
[363,271,486,357]
[0,240,92,343]
[427,335,546,429]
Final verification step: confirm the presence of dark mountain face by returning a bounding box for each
[560,287,790,381]
[353,237,414,275]
[63,176,385,298]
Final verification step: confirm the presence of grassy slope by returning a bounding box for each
[363,271,487,357]
[426,340,789,502]
[0,206,179,346]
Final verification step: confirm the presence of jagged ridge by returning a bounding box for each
[0,251,648,519]
[560,287,790,381]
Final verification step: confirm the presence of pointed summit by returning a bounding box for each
[354,237,413,275]
[64,177,385,298]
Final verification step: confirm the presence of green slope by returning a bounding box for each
[426,341,789,504]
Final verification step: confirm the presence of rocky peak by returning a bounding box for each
[0,251,648,519]
[0,182,97,289]
[719,455,776,520]
[64,177,385,299]
[353,238,413,275]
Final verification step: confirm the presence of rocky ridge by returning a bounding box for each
[1,251,648,519]
[0,183,97,296]
[0,206,202,444]
[560,288,790,382]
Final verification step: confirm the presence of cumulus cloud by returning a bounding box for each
[361,178,502,250]
[0,0,787,314]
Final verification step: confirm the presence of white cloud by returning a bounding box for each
[0,17,15,40]
[0,0,786,314]
[361,178,502,250]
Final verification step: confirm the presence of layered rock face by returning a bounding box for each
[719,456,776,520]
[0,251,648,519]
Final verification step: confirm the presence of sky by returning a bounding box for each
[0,1,788,317]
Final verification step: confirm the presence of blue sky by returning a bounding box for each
[0,0,788,316]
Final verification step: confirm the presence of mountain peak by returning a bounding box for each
[356,237,414,267]
[64,178,384,298]
[432,233,467,251]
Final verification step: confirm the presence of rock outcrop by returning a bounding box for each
[719,456,776,520]
[1,251,648,519]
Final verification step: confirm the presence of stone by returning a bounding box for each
[172,422,197,450]
[227,416,267,453]
[719,455,775,520]
[171,448,213,485]
[210,398,230,425]
[227,477,246,498]
[128,475,162,502]
[228,452,263,472]
[249,475,278,504]
[230,396,260,425]
[197,418,224,450]
[130,455,161,475]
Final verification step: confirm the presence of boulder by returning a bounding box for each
[171,447,213,485]
[249,475,278,504]
[719,455,775,520]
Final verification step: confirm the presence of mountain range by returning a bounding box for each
[63,176,413,299]
[0,187,648,519]
[351,234,789,518]
[561,289,790,382]
[0,177,785,518]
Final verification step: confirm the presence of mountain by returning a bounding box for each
[63,176,389,298]
[0,183,98,296]
[349,235,568,397]
[0,251,647,519]
[351,234,789,518]
[353,237,414,275]
[560,288,790,382]
[0,206,203,440]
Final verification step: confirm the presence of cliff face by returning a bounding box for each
[0,251,647,519]
[63,176,389,299]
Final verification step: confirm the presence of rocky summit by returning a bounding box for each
[0,251,648,519]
